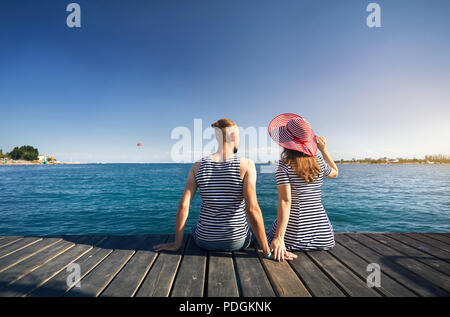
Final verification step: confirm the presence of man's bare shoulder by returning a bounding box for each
[240,157,256,171]
[191,160,202,175]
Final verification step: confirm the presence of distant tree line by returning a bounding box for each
[424,155,450,163]
[337,154,450,164]
[0,145,39,161]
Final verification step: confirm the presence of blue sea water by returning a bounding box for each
[0,163,449,236]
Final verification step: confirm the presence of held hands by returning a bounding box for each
[153,242,181,252]
[315,135,327,152]
[269,237,297,261]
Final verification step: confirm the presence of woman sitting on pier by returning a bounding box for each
[267,113,339,261]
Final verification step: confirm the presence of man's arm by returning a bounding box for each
[154,162,199,251]
[242,159,271,256]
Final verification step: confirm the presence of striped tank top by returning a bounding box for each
[268,155,335,251]
[194,155,249,242]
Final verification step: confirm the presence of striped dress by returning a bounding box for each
[194,155,249,242]
[268,155,335,250]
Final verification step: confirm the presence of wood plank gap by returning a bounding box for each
[231,252,242,297]
[256,249,310,297]
[204,251,210,297]
[0,238,61,273]
[405,233,450,254]
[421,233,450,245]
[338,234,442,296]
[1,238,95,297]
[327,246,388,297]
[48,247,113,296]
[286,258,318,297]
[129,235,169,297]
[288,251,346,297]
[0,237,24,249]
[0,239,73,290]
[131,235,170,297]
[26,236,111,297]
[135,235,187,297]
[325,244,394,297]
[351,234,450,295]
[385,233,449,262]
[333,239,417,297]
[168,235,194,297]
[0,237,43,260]
[303,251,352,297]
[368,234,450,276]
[84,236,148,297]
[233,247,275,297]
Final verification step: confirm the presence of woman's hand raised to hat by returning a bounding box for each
[315,136,327,152]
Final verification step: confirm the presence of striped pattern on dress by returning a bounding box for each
[194,155,248,242]
[268,155,335,250]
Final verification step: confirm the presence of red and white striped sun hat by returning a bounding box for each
[268,113,318,157]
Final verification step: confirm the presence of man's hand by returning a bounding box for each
[153,242,181,252]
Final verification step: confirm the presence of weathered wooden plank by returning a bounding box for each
[171,236,207,297]
[207,251,239,297]
[0,238,61,272]
[135,235,187,297]
[0,233,444,298]
[100,235,167,297]
[289,251,346,297]
[337,234,447,296]
[422,233,450,245]
[0,237,42,259]
[307,249,381,297]
[406,233,450,253]
[385,233,450,262]
[64,235,144,297]
[27,236,112,297]
[0,239,73,291]
[0,236,97,297]
[259,251,310,297]
[369,234,450,276]
[0,237,23,249]
[233,248,275,297]
[328,241,416,297]
[352,234,450,293]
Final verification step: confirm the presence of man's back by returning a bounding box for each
[193,155,248,242]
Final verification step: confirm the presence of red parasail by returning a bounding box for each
[137,142,142,147]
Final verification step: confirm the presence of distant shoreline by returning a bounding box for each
[0,161,86,166]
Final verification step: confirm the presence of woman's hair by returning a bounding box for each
[281,148,321,183]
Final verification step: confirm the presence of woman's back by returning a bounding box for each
[268,155,335,250]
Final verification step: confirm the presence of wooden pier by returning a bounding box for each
[0,233,448,297]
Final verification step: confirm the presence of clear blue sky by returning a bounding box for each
[1,0,449,162]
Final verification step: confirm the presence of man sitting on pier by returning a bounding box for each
[154,118,296,261]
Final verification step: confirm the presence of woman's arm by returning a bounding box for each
[271,184,292,261]
[316,136,338,179]
[154,163,199,251]
[242,159,296,261]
